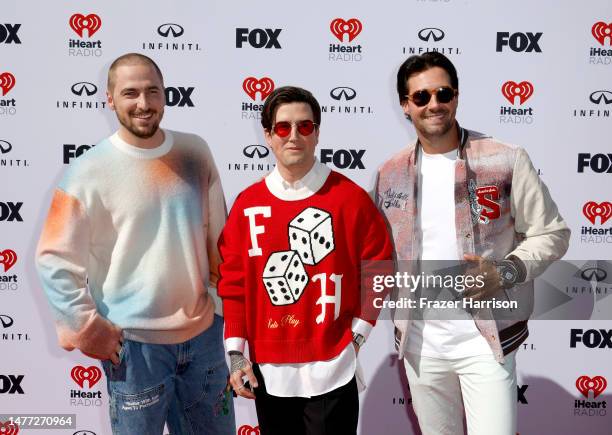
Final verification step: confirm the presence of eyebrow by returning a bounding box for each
[120,85,161,94]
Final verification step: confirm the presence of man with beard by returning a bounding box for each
[36,53,235,435]
[375,52,569,435]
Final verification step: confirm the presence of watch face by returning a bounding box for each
[499,264,518,285]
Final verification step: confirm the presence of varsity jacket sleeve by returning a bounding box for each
[202,140,227,289]
[217,196,248,339]
[35,188,119,354]
[356,195,394,327]
[507,148,571,281]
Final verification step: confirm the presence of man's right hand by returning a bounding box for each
[229,351,258,399]
[77,316,123,364]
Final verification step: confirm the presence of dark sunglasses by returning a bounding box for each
[272,120,318,137]
[406,86,457,107]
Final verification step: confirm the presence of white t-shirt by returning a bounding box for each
[406,148,493,359]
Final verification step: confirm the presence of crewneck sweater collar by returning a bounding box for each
[109,129,173,159]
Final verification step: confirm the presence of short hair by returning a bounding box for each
[107,53,164,91]
[396,52,459,104]
[261,86,321,131]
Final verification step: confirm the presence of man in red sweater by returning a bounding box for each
[218,86,392,434]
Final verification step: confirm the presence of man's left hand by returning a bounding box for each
[462,254,501,300]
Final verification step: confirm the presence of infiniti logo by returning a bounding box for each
[581,267,608,282]
[0,314,14,328]
[589,90,612,105]
[71,82,98,97]
[330,87,357,101]
[0,140,11,154]
[243,144,269,159]
[73,431,97,435]
[418,27,445,42]
[157,23,184,38]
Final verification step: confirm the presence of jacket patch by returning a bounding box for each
[468,180,501,224]
[382,188,409,210]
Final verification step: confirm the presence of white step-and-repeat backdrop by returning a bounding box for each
[1,0,611,434]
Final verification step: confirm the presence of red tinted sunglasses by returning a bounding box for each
[272,120,318,137]
[406,86,457,107]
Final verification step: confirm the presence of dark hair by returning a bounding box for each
[261,86,321,130]
[107,53,164,91]
[396,52,459,104]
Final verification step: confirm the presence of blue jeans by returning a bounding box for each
[101,315,236,435]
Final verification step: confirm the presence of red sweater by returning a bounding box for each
[218,170,392,363]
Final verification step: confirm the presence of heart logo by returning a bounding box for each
[71,365,102,388]
[242,77,275,101]
[576,375,607,398]
[582,201,612,225]
[0,73,16,96]
[237,425,260,435]
[501,81,534,105]
[591,22,612,46]
[69,14,102,38]
[0,249,17,272]
[330,18,362,43]
[0,421,19,435]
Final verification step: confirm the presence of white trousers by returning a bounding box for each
[404,351,517,435]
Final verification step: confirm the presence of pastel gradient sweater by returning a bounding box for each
[36,130,226,350]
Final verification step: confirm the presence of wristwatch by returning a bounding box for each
[494,259,519,289]
[352,332,365,348]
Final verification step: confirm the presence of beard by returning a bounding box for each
[414,109,455,140]
[116,108,163,139]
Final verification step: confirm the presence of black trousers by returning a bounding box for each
[252,364,359,435]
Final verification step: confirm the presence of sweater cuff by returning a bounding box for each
[225,337,246,354]
[224,320,248,339]
[504,254,527,283]
[351,318,373,341]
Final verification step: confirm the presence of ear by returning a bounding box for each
[106,90,115,111]
[264,129,273,147]
[401,99,411,118]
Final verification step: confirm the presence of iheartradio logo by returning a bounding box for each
[583,201,612,225]
[0,421,19,435]
[576,375,607,398]
[71,366,102,389]
[501,81,534,105]
[0,249,17,272]
[591,22,612,46]
[242,77,274,101]
[0,72,15,96]
[238,425,260,435]
[330,18,362,43]
[69,14,102,38]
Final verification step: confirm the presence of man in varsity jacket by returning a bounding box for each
[36,53,235,434]
[218,86,393,434]
[375,52,570,435]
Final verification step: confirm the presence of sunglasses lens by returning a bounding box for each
[411,90,431,107]
[436,87,455,103]
[273,122,292,137]
[297,120,315,136]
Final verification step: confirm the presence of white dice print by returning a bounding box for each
[288,207,335,266]
[262,251,309,306]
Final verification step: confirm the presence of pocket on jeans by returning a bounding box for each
[104,342,129,382]
[112,383,165,413]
